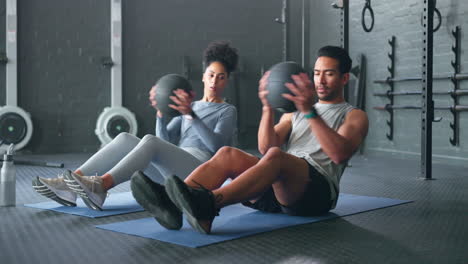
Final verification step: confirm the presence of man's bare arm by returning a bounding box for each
[257,71,293,154]
[307,108,368,164]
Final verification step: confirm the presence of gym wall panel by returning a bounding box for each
[1,0,285,153]
[122,0,282,149]
[348,0,468,166]
[308,1,341,66]
[16,0,110,153]
[287,2,301,67]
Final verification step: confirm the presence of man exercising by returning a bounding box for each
[131,45,369,234]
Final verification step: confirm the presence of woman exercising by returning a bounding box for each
[32,41,239,212]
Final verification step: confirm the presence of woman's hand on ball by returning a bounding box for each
[283,73,315,113]
[258,71,271,109]
[149,85,158,109]
[149,85,163,117]
[169,89,195,115]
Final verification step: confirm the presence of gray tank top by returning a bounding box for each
[285,102,355,208]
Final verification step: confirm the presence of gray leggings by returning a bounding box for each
[76,133,204,186]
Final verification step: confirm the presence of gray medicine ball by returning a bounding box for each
[155,74,193,118]
[266,61,305,113]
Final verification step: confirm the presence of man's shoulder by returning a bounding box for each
[346,108,368,119]
[344,108,369,135]
[279,112,295,124]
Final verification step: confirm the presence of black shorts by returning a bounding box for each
[242,159,332,216]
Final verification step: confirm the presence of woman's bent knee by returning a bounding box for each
[141,134,155,142]
[114,132,139,143]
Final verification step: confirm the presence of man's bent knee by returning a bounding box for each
[215,146,247,159]
[214,147,258,167]
[216,146,234,156]
[262,147,284,162]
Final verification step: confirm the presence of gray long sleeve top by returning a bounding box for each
[156,101,237,158]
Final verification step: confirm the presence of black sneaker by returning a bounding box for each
[130,171,182,230]
[165,175,219,234]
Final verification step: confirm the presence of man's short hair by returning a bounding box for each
[317,46,352,74]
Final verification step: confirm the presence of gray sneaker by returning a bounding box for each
[32,176,77,207]
[63,170,107,211]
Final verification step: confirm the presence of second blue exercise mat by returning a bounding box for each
[24,191,144,218]
[95,193,412,247]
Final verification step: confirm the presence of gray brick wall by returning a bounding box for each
[16,0,110,153]
[305,0,468,166]
[347,0,468,165]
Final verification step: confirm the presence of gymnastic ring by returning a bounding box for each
[361,0,374,33]
[420,8,442,32]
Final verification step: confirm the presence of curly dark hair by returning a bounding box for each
[203,41,239,75]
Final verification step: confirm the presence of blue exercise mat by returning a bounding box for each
[95,193,412,247]
[24,191,144,218]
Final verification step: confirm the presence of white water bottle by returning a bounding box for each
[0,144,16,206]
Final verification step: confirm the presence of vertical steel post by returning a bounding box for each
[386,36,396,141]
[341,0,349,52]
[301,0,310,69]
[6,0,17,106]
[341,0,349,100]
[421,0,434,180]
[111,0,122,107]
[282,0,289,61]
[449,26,460,146]
[274,0,288,62]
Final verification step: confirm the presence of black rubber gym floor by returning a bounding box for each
[1,152,466,264]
